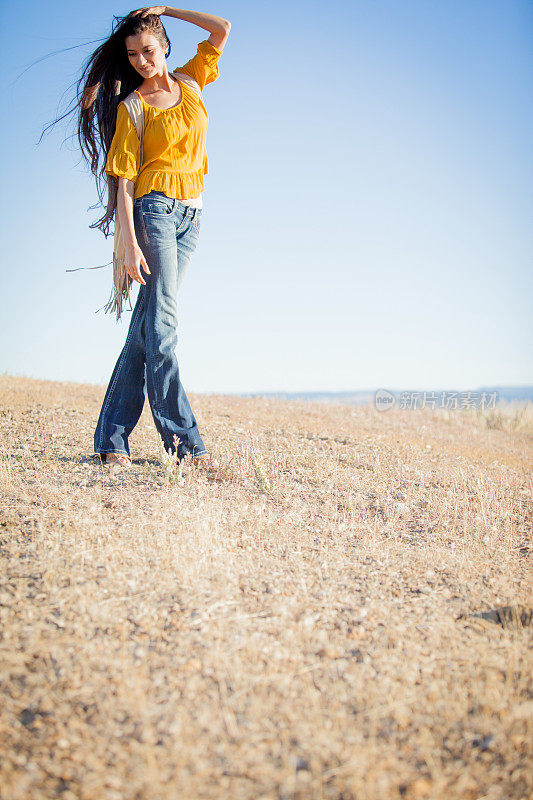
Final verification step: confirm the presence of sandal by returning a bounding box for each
[191,452,211,467]
[191,453,231,480]
[105,452,132,467]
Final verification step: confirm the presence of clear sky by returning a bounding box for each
[1,0,531,394]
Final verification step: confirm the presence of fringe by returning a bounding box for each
[101,256,134,320]
[101,212,134,321]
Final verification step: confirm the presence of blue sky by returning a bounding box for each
[1,0,531,393]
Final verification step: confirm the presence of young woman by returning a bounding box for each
[80,6,230,468]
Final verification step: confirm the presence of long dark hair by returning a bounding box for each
[41,10,172,238]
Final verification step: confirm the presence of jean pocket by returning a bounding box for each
[142,197,174,216]
[192,211,202,233]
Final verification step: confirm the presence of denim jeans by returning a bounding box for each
[94,190,207,462]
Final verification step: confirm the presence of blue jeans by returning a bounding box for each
[94,190,207,462]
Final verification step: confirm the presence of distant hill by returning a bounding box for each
[240,386,533,407]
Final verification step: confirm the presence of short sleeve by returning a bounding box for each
[104,102,140,182]
[172,39,223,91]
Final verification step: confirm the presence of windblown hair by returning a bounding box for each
[44,11,173,238]
[84,12,172,236]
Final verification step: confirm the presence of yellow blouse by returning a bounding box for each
[104,39,222,200]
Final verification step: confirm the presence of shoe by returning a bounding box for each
[105,452,132,467]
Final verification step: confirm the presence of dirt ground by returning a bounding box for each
[0,373,531,800]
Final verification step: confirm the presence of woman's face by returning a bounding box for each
[125,32,167,77]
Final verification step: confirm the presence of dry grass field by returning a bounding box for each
[0,373,531,800]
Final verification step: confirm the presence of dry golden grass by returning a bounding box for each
[0,373,531,800]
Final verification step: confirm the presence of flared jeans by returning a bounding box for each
[94,191,207,462]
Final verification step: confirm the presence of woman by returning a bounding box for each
[82,6,230,468]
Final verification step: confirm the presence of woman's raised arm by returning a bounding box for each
[132,7,231,51]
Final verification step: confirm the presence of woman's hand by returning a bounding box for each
[125,242,151,286]
[130,6,167,18]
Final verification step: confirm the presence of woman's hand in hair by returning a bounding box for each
[130,6,167,18]
[125,242,151,286]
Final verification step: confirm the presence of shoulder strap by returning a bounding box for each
[121,92,145,165]
[171,71,202,98]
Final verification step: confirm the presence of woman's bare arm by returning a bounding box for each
[117,179,135,247]
[162,7,231,50]
[117,178,150,285]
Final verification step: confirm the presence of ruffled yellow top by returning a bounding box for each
[105,39,222,199]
